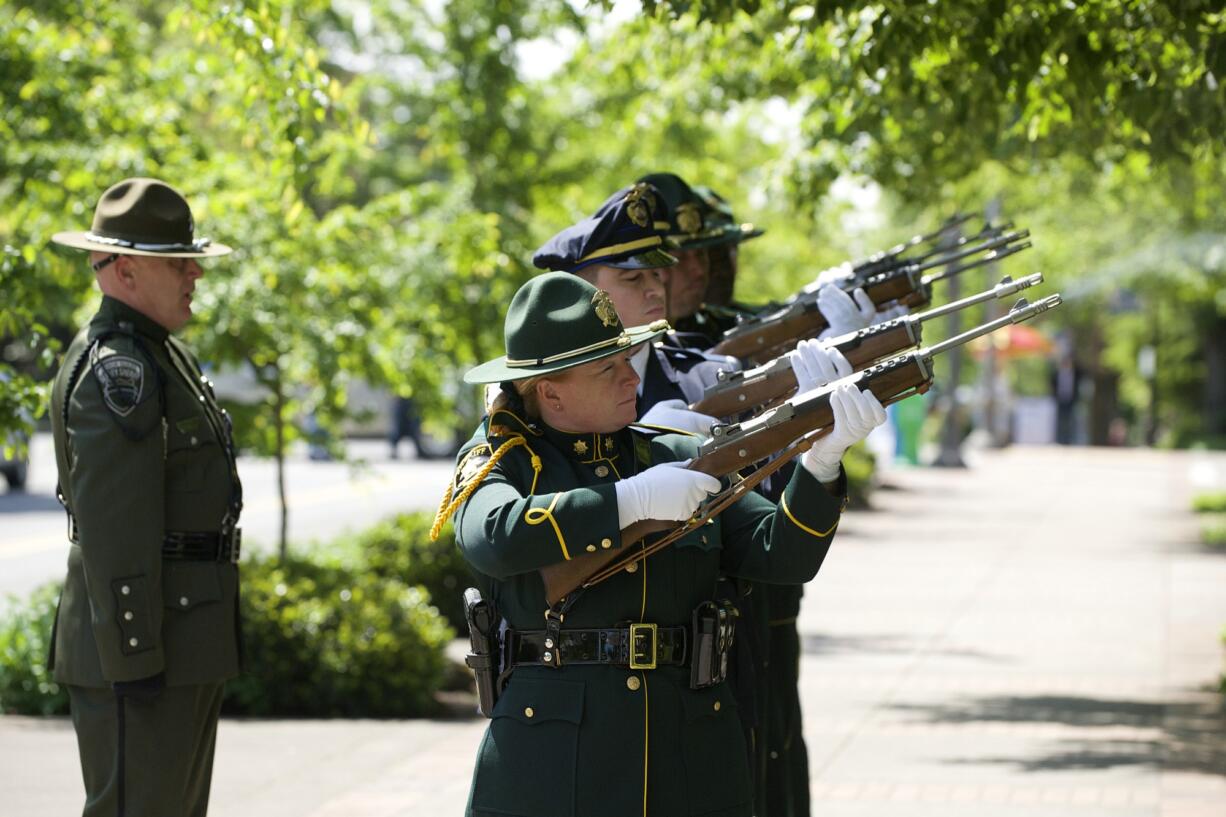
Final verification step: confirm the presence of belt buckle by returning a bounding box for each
[629,622,658,670]
[225,528,242,564]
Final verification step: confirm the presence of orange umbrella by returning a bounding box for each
[969,323,1054,359]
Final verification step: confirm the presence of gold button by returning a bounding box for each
[595,465,609,477]
[600,539,612,549]
[123,611,134,621]
[524,707,535,718]
[701,535,708,545]
[120,585,131,595]
[128,637,139,647]
[586,544,597,552]
[713,701,721,712]
[624,562,638,574]
[179,596,190,607]
[626,676,641,691]
[190,436,198,446]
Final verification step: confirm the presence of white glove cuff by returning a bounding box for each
[614,479,642,529]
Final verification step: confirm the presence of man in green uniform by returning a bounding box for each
[48,177,243,817]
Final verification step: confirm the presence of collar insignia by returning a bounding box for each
[592,289,620,328]
[604,437,614,452]
[573,439,589,455]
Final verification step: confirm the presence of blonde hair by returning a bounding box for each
[487,375,546,419]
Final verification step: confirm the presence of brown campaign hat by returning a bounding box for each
[52,177,232,258]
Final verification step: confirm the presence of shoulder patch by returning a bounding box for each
[454,443,494,492]
[92,351,147,417]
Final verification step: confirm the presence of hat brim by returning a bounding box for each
[464,321,670,385]
[605,248,678,270]
[677,224,765,250]
[51,231,233,258]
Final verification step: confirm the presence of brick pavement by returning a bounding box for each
[2,446,1224,816]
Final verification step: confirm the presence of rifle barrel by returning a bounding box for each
[920,294,1063,358]
[912,272,1044,323]
[921,241,1032,285]
[915,229,1030,273]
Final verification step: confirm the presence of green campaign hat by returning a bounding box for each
[52,177,232,258]
[464,272,670,384]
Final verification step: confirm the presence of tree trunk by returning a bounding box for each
[1202,315,1226,439]
[273,364,289,560]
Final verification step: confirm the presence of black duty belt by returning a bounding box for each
[508,623,687,670]
[162,529,242,563]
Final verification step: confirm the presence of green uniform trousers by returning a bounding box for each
[67,682,224,817]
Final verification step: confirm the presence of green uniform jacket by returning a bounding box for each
[452,408,844,817]
[48,296,242,687]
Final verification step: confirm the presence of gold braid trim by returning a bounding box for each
[429,436,543,541]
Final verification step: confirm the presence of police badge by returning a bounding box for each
[93,353,145,417]
[591,289,620,328]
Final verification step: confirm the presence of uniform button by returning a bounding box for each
[701,535,708,545]
[595,465,609,478]
[120,585,131,595]
[123,611,134,621]
[128,637,139,647]
[190,436,198,446]
[586,544,597,552]
[524,707,535,718]
[544,638,554,649]
[179,596,190,607]
[713,700,722,712]
[600,538,612,548]
[198,395,206,402]
[626,676,641,691]
[624,562,638,574]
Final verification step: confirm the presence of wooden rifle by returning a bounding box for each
[539,293,1063,605]
[712,230,1031,361]
[691,272,1045,418]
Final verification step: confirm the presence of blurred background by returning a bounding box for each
[2,2,1224,814]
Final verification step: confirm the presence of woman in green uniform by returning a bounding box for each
[440,228,884,817]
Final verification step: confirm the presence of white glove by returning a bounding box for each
[614,460,721,528]
[801,384,887,483]
[817,284,876,340]
[814,261,854,288]
[639,399,718,435]
[871,302,909,325]
[789,339,852,394]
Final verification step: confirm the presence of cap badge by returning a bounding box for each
[677,203,703,235]
[624,183,655,228]
[592,289,620,328]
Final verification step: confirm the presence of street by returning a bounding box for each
[0,433,456,599]
[3,445,1226,816]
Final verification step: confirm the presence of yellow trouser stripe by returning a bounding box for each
[525,493,569,560]
[780,495,839,538]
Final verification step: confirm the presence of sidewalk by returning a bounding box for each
[3,446,1224,816]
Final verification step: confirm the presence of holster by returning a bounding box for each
[690,598,738,690]
[463,587,501,718]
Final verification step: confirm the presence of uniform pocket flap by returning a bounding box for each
[493,676,585,726]
[680,685,735,723]
[162,562,223,610]
[670,518,722,553]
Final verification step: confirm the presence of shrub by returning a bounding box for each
[341,511,474,630]
[843,441,877,508]
[1192,492,1226,514]
[1201,516,1226,550]
[0,582,69,716]
[224,555,454,717]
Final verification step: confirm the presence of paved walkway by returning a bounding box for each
[3,446,1225,816]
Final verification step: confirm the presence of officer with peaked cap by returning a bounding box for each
[532,181,739,437]
[433,268,884,817]
[48,177,243,817]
